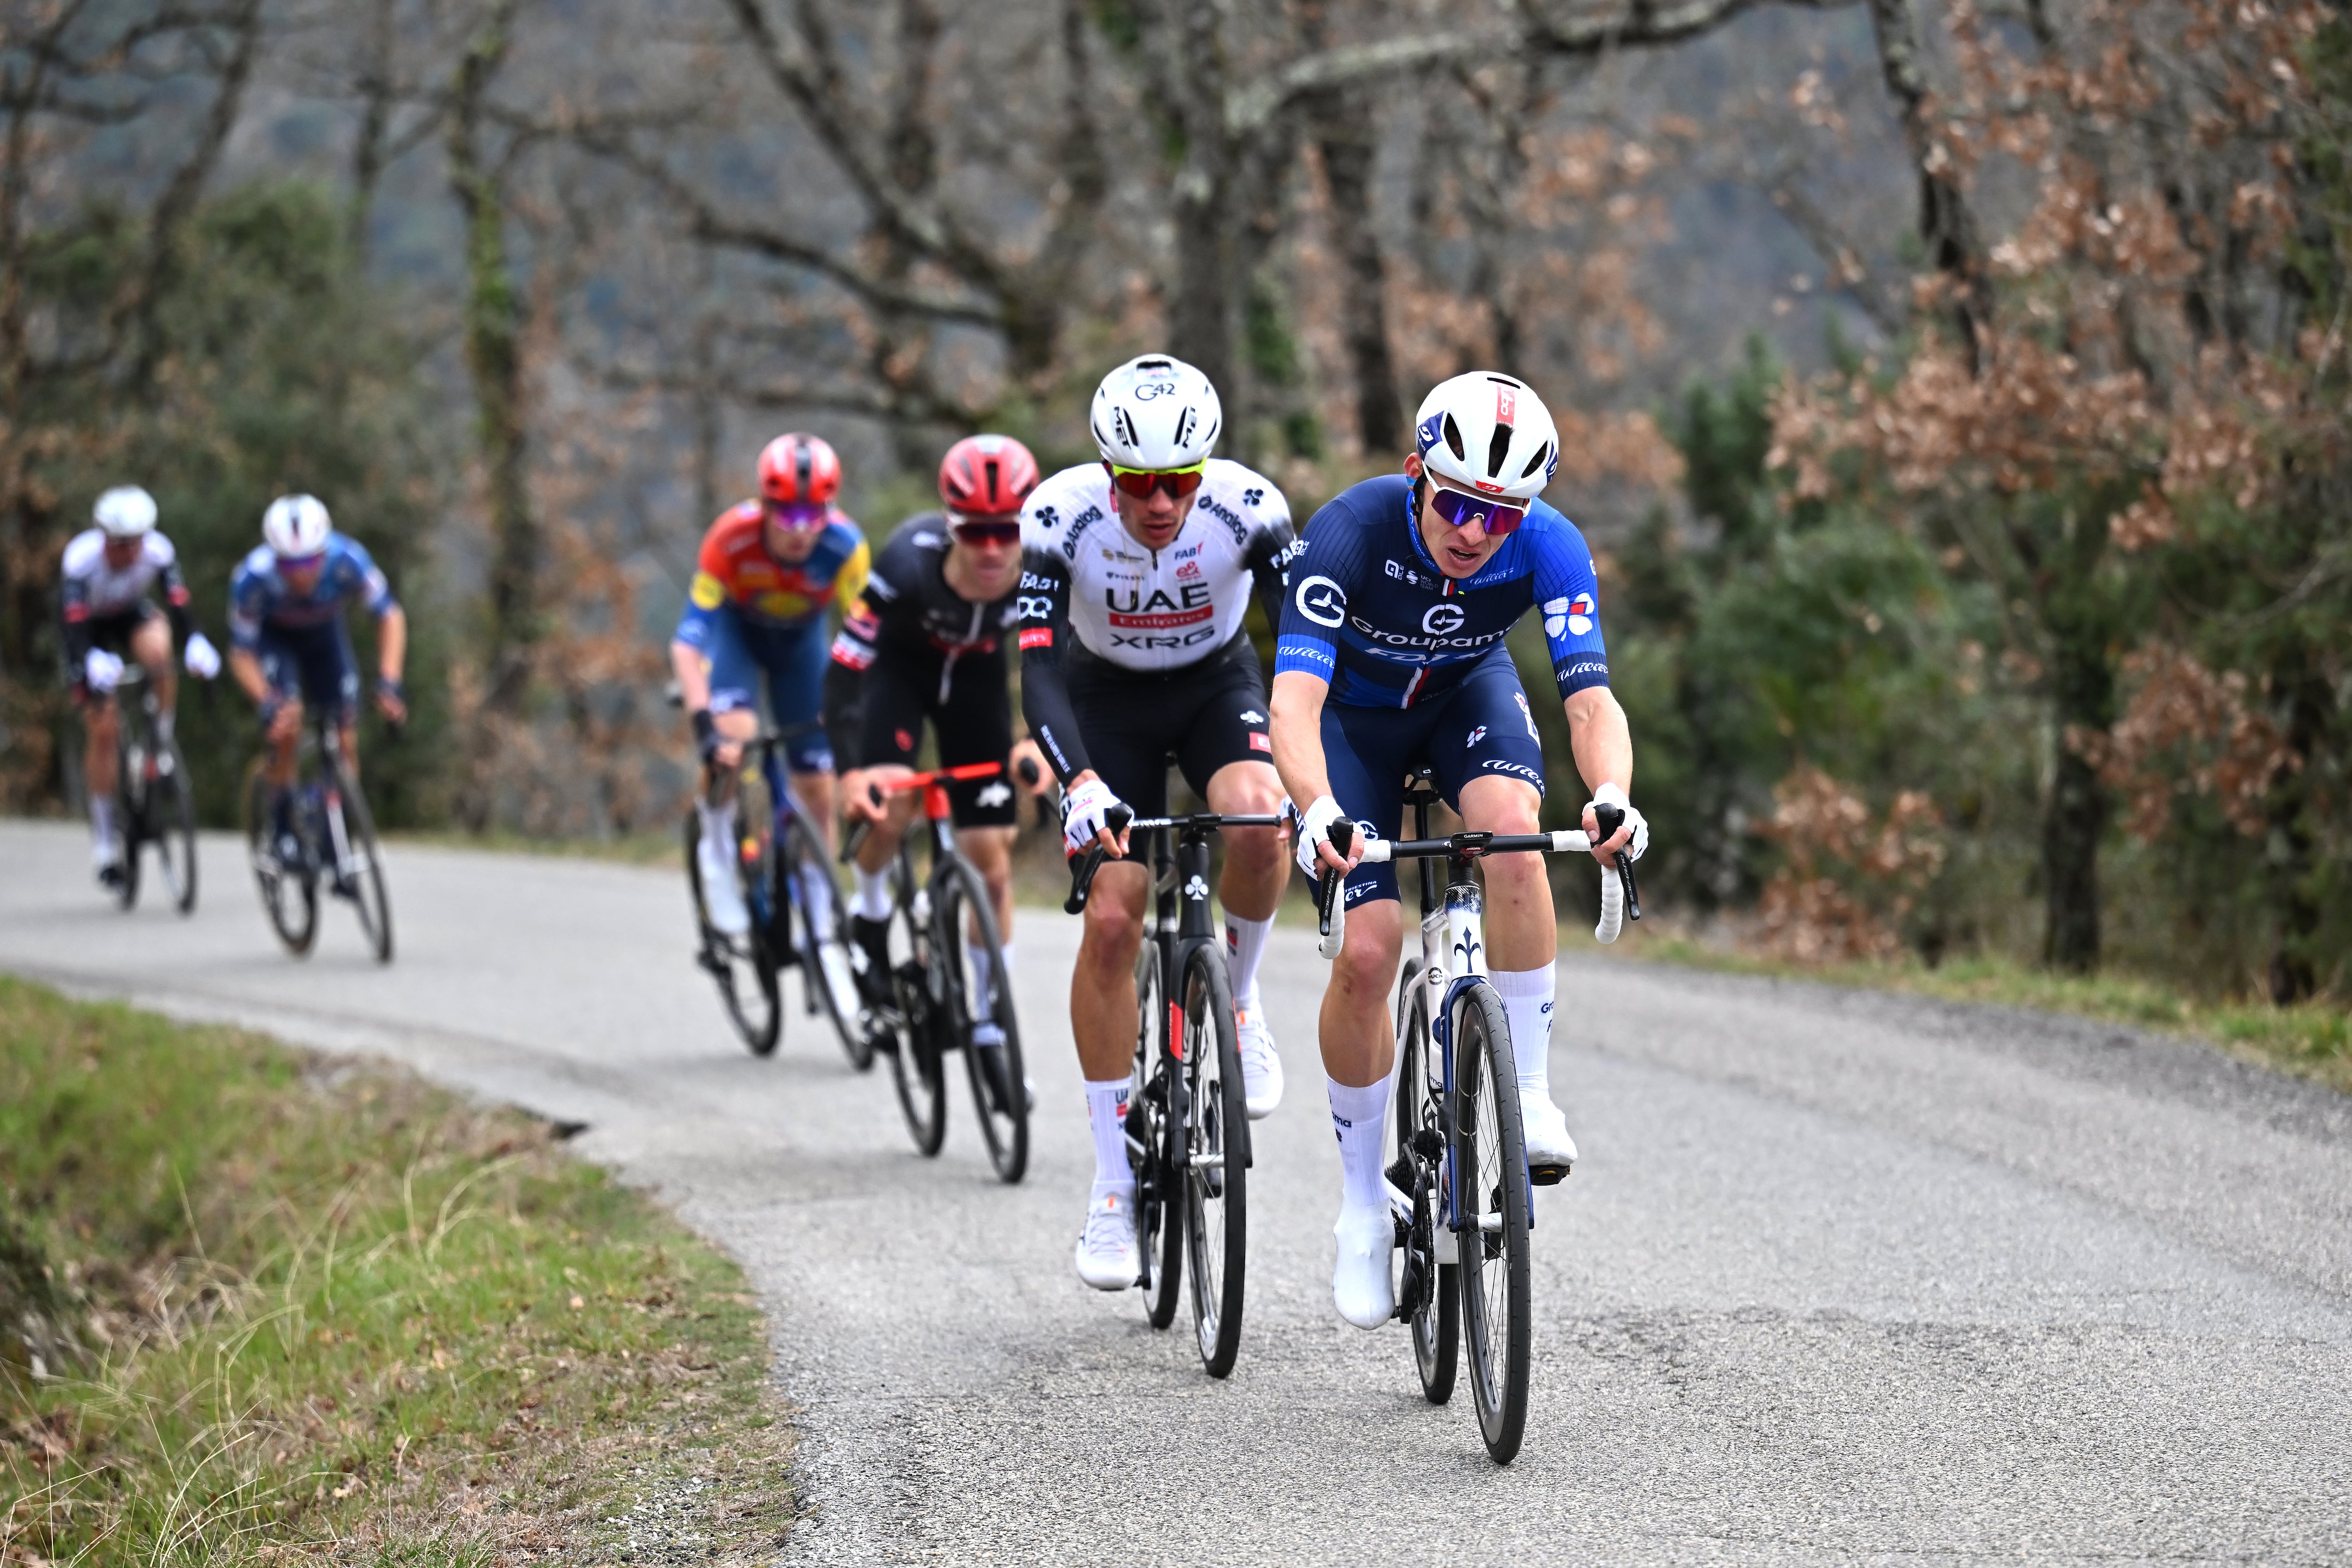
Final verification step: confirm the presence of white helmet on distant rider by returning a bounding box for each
[1414,372,1559,503]
[262,493,332,559]
[93,485,158,538]
[1090,354,1223,470]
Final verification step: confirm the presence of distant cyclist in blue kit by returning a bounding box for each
[228,494,408,863]
[1268,372,1649,1329]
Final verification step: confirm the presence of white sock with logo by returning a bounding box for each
[1326,1075,1393,1220]
[89,796,116,857]
[1488,964,1556,1099]
[1085,1076,1134,1199]
[698,798,737,858]
[853,864,892,921]
[1224,912,1273,1016]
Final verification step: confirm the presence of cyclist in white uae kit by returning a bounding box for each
[1018,354,1300,1291]
[1271,372,1649,1327]
[60,486,222,883]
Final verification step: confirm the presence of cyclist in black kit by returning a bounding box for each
[826,436,1052,1039]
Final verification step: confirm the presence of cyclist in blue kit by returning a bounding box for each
[1268,371,1650,1329]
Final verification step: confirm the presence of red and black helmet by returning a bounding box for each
[757,432,842,505]
[937,434,1041,519]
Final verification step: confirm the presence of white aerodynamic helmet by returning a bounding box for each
[1414,372,1559,502]
[262,493,332,558]
[93,485,158,538]
[1090,354,1223,469]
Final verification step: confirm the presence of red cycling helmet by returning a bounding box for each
[937,434,1041,519]
[758,432,842,505]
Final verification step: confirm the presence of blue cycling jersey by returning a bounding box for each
[227,534,397,650]
[1273,474,1608,708]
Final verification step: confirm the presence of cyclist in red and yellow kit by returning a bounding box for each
[671,432,871,936]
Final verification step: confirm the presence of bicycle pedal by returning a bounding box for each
[1528,1161,1571,1187]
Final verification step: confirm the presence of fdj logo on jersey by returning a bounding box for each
[1295,575,1347,627]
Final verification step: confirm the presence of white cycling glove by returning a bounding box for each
[83,648,124,694]
[1586,782,1649,861]
[183,632,221,680]
[1293,794,1348,880]
[1061,777,1126,859]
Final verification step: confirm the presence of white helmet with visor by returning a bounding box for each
[262,493,333,559]
[1414,372,1559,503]
[1090,354,1223,471]
[94,486,159,538]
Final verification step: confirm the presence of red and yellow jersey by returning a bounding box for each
[674,501,871,649]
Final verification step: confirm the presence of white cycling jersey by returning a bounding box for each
[1017,458,1295,673]
[60,529,180,618]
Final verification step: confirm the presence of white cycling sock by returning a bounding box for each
[1326,1075,1393,1218]
[1085,1077,1134,1198]
[698,798,737,857]
[154,708,173,744]
[853,864,893,921]
[1224,912,1273,1015]
[89,797,116,857]
[797,863,834,928]
[1488,964,1556,1099]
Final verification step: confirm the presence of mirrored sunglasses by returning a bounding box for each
[1106,462,1206,501]
[948,515,1022,547]
[1429,486,1528,537]
[766,499,831,530]
[277,552,327,572]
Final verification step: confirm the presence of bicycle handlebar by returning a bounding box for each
[1063,804,1133,915]
[1316,809,1642,947]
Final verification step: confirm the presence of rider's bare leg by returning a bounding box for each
[790,766,837,849]
[1320,895,1403,1088]
[1072,860,1149,1081]
[128,616,175,726]
[1456,773,1560,1107]
[83,693,120,866]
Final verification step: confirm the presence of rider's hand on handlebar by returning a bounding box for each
[1293,794,1359,878]
[1008,738,1053,798]
[1061,774,1129,859]
[374,678,407,727]
[1581,782,1648,861]
[265,696,304,744]
[841,765,911,824]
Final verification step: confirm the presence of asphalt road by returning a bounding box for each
[2,819,2348,1566]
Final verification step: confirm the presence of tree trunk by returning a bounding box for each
[2039,513,2116,973]
[1868,0,1993,366]
[349,0,401,260]
[1311,96,1400,453]
[1166,0,1236,390]
[2265,652,2328,1003]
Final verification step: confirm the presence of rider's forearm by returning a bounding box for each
[229,647,270,706]
[670,640,713,712]
[377,605,407,683]
[1563,686,1633,796]
[1270,670,1335,805]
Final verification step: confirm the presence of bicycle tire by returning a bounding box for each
[780,812,870,1073]
[938,856,1027,1184]
[244,763,316,955]
[111,725,141,911]
[1451,979,1532,1464]
[885,863,948,1155]
[1396,977,1458,1405]
[153,734,198,915]
[1132,941,1181,1326]
[683,807,780,1054]
[1179,943,1247,1377]
[328,755,394,964]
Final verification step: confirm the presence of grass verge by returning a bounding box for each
[0,977,791,1564]
[1626,936,2352,1094]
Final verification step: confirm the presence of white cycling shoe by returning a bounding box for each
[1332,1206,1395,1329]
[1073,1189,1140,1291]
[696,836,751,938]
[1236,1003,1283,1120]
[1520,1090,1579,1185]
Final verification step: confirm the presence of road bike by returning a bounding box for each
[1067,804,1279,1378]
[243,704,394,963]
[104,664,197,915]
[683,732,865,1067]
[1313,772,1640,1464]
[842,761,1028,1183]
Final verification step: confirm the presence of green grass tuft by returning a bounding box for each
[0,977,791,1564]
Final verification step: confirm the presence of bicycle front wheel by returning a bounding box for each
[937,857,1027,1184]
[111,742,142,912]
[152,737,198,915]
[684,807,780,1054]
[1397,975,1457,1405]
[1179,943,1247,1377]
[244,764,316,955]
[327,764,394,964]
[1451,979,1532,1465]
[885,862,948,1156]
[781,812,870,1072]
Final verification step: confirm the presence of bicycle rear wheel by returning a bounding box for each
[244,764,316,955]
[780,811,869,1072]
[1180,944,1247,1377]
[1451,980,1532,1464]
[683,806,780,1054]
[1132,942,1181,1326]
[884,864,948,1155]
[151,736,198,915]
[326,759,393,964]
[938,857,1027,1184]
[1397,977,1458,1405]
